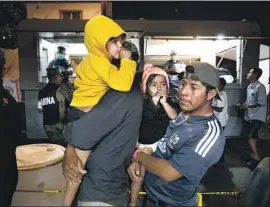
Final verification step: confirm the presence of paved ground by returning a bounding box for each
[18,136,270,207]
[201,137,270,207]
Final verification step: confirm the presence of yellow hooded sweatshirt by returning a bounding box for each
[70,15,136,107]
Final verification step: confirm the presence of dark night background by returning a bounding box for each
[1,1,270,48]
[112,1,270,43]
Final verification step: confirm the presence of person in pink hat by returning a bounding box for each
[130,64,180,206]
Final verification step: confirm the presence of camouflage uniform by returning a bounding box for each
[44,123,65,142]
[44,83,73,143]
[58,82,74,105]
[41,68,73,144]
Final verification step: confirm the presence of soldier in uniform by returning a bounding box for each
[58,70,74,106]
[0,50,22,206]
[48,46,74,107]
[38,68,71,145]
[164,50,185,87]
[48,46,73,73]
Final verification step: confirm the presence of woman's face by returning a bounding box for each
[147,75,168,97]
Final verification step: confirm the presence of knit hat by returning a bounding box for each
[142,64,169,94]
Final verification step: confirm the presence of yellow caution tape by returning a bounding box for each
[201,191,239,195]
[137,191,239,196]
[197,193,203,207]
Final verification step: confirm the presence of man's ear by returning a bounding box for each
[207,89,217,101]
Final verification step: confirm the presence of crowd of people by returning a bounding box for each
[1,15,270,207]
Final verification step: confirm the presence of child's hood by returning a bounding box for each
[84,15,125,59]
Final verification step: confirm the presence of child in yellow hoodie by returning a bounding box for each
[62,15,138,206]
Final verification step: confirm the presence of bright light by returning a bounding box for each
[217,35,224,40]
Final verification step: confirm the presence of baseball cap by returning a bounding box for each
[122,41,139,62]
[184,62,221,100]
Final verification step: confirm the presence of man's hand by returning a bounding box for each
[127,161,142,183]
[120,48,132,59]
[237,103,248,109]
[62,145,87,185]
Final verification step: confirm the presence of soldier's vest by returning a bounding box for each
[38,83,60,125]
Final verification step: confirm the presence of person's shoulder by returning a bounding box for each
[129,71,143,95]
[220,91,227,96]
[56,85,65,95]
[98,88,130,108]
[203,115,223,138]
[126,73,144,109]
[190,114,222,137]
[174,114,199,135]
[219,91,228,101]
[39,84,49,95]
[40,82,51,91]
[38,87,45,98]
[57,83,66,91]
[61,83,73,91]
[190,116,223,154]
[64,58,71,64]
[49,59,56,64]
[48,59,57,67]
[257,81,266,90]
[0,86,8,96]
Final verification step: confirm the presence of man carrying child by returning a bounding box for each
[62,15,142,206]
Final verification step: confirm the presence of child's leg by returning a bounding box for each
[63,148,91,207]
[130,164,146,207]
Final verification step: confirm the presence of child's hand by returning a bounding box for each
[130,202,137,207]
[158,90,168,105]
[238,103,248,109]
[128,161,142,182]
[120,48,132,59]
[152,95,160,105]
